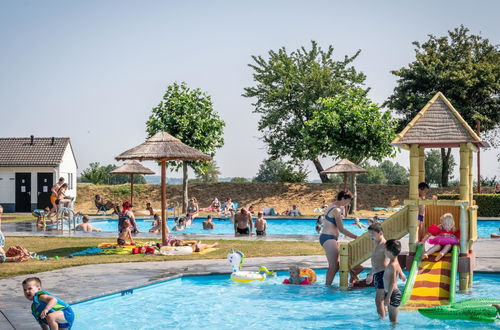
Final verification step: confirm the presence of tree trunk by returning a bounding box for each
[312,157,329,183]
[182,162,188,213]
[440,148,452,187]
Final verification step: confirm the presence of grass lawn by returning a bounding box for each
[1,236,323,279]
[1,213,34,223]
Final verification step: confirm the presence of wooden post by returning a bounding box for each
[161,160,168,244]
[130,174,134,205]
[459,145,470,291]
[459,144,469,201]
[408,144,419,253]
[468,145,473,203]
[418,147,425,182]
[339,242,349,290]
[182,162,188,213]
[352,174,357,214]
[343,173,348,217]
[476,121,481,193]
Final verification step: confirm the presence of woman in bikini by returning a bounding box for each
[170,239,219,252]
[320,191,358,285]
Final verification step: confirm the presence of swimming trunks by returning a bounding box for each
[236,227,250,235]
[418,214,424,222]
[0,253,5,263]
[117,238,126,245]
[385,288,402,307]
[50,195,57,205]
[256,230,266,236]
[324,207,337,225]
[319,233,338,246]
[373,270,384,290]
[32,290,74,329]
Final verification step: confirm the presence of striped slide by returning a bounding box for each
[401,245,458,310]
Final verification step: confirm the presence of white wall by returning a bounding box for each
[0,166,56,204]
[58,143,78,200]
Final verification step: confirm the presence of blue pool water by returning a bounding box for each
[89,217,500,237]
[72,270,500,329]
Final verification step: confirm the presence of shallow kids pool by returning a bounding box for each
[90,217,500,237]
[72,270,500,329]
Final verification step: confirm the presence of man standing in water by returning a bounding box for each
[234,208,253,236]
[47,177,65,219]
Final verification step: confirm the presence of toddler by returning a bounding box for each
[419,213,459,261]
[283,266,310,285]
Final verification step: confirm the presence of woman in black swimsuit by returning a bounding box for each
[320,191,358,285]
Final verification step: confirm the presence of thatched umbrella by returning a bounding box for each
[116,132,211,243]
[110,161,155,205]
[322,159,367,214]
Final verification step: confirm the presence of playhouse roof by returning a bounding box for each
[0,137,73,167]
[391,92,487,148]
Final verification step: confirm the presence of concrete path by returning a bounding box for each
[1,239,499,329]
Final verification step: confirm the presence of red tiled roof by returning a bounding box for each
[0,137,70,167]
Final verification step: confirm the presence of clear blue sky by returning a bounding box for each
[1,0,498,180]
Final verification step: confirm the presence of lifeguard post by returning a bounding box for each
[339,92,486,292]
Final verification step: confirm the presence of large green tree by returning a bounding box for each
[146,82,225,211]
[379,160,409,185]
[425,149,456,186]
[253,158,308,183]
[385,26,500,186]
[243,41,367,182]
[195,161,221,183]
[80,163,146,185]
[303,89,397,164]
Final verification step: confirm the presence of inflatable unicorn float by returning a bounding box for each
[227,250,275,283]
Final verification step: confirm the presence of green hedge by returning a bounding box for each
[438,194,500,217]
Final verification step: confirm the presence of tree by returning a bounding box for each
[303,89,397,164]
[425,149,456,186]
[385,25,500,186]
[379,160,409,185]
[146,82,225,211]
[195,161,220,183]
[243,41,367,182]
[80,163,146,185]
[357,164,388,185]
[253,158,308,183]
[231,177,249,183]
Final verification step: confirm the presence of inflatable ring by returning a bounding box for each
[231,271,266,283]
[159,246,193,256]
[300,268,317,284]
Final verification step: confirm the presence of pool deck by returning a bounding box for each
[0,237,499,329]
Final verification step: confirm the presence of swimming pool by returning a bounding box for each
[89,217,500,237]
[72,270,500,329]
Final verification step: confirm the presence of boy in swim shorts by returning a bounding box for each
[366,223,388,319]
[383,239,403,323]
[22,277,75,329]
[254,212,267,236]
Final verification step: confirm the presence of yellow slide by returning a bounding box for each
[402,245,458,309]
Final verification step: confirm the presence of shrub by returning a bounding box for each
[438,194,500,217]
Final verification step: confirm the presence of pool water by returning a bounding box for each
[72,270,500,329]
[89,217,500,237]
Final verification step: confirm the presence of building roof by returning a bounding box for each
[321,158,368,174]
[0,137,73,167]
[391,92,486,148]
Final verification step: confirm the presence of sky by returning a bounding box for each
[0,0,499,181]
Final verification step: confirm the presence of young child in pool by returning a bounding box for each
[283,266,309,285]
[117,219,134,245]
[254,212,267,236]
[419,213,460,261]
[146,202,154,216]
[353,217,367,229]
[32,207,50,228]
[22,277,75,330]
[384,239,403,324]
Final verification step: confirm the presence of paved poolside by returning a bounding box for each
[0,238,499,329]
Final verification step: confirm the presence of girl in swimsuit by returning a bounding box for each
[320,191,359,285]
[187,198,199,221]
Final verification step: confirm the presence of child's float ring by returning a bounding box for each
[299,268,317,284]
[227,250,275,283]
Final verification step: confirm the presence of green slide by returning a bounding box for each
[400,244,423,306]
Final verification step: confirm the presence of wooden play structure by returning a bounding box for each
[339,92,487,294]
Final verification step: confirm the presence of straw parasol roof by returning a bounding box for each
[115,131,212,244]
[110,160,155,175]
[322,159,368,174]
[392,92,488,148]
[115,132,212,162]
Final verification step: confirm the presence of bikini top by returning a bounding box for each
[324,206,344,226]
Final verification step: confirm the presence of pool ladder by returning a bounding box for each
[55,207,81,232]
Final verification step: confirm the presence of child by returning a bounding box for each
[369,215,380,225]
[353,217,367,229]
[149,214,162,233]
[254,212,267,236]
[419,213,460,261]
[172,217,186,231]
[283,266,310,285]
[418,182,430,241]
[22,277,75,329]
[383,239,403,324]
[202,215,215,230]
[117,219,134,245]
[75,215,101,232]
[146,202,154,216]
[32,207,50,228]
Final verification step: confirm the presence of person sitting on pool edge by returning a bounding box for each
[76,215,102,232]
[287,205,302,216]
[203,215,215,230]
[254,212,267,236]
[234,208,253,236]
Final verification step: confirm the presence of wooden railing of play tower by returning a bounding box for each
[339,201,478,290]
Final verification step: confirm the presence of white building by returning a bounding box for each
[0,136,77,212]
